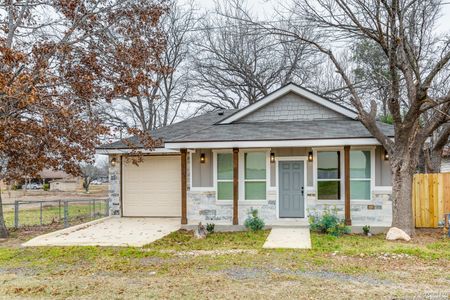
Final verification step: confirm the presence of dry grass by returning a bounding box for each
[0,229,448,299]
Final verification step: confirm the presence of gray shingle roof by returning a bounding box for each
[99,109,394,149]
[165,120,394,143]
[98,110,237,149]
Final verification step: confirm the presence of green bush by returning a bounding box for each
[362,225,371,235]
[244,209,265,231]
[11,184,21,190]
[206,223,215,234]
[309,206,350,237]
[43,183,50,191]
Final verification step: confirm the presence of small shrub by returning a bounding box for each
[362,225,371,236]
[11,184,21,190]
[309,206,350,237]
[244,208,265,231]
[43,183,50,191]
[206,223,215,234]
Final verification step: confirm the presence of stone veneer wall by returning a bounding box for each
[187,188,392,226]
[108,154,121,216]
[305,191,392,226]
[187,152,279,224]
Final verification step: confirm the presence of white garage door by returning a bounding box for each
[122,155,181,217]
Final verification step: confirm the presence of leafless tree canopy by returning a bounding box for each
[249,0,450,234]
[100,0,197,134]
[188,0,320,110]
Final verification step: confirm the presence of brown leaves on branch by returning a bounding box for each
[0,40,106,181]
[0,0,169,181]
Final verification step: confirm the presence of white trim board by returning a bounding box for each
[96,148,179,155]
[218,83,358,124]
[165,138,381,149]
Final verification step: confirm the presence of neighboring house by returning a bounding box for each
[97,83,394,227]
[49,179,82,192]
[39,169,82,191]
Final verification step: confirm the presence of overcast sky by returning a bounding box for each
[193,0,450,34]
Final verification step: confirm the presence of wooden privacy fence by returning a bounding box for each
[413,173,450,228]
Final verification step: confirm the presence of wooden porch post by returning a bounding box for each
[181,149,187,225]
[233,148,239,225]
[344,145,352,225]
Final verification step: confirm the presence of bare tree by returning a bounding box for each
[101,0,197,133]
[189,0,318,110]
[80,160,108,192]
[253,0,450,235]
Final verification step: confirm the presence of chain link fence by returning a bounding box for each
[2,199,109,229]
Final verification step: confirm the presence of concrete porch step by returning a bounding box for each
[269,218,310,228]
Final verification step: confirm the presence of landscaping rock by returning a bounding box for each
[386,227,411,241]
[194,222,207,239]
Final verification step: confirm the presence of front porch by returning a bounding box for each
[183,145,393,227]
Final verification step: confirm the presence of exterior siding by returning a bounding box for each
[191,149,213,187]
[269,147,313,187]
[375,146,392,186]
[238,92,349,123]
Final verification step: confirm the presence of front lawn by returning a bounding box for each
[0,229,448,299]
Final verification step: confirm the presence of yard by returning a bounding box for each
[0,228,449,299]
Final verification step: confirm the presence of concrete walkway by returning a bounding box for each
[22,217,180,247]
[263,227,311,249]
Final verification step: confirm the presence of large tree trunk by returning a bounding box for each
[0,190,8,238]
[391,160,416,236]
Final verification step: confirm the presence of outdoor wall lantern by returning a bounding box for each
[200,153,206,163]
[384,150,390,161]
[270,153,275,163]
[308,152,313,162]
[110,157,117,167]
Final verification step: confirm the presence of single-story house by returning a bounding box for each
[97,83,394,227]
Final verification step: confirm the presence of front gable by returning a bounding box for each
[219,83,358,124]
[239,92,349,122]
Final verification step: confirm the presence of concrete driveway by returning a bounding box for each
[22,217,180,247]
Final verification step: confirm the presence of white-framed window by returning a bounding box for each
[316,151,342,200]
[216,152,233,201]
[244,152,267,200]
[350,150,372,200]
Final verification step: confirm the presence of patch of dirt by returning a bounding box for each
[412,228,448,244]
[221,267,267,280]
[159,249,258,257]
[0,219,95,248]
[293,269,393,285]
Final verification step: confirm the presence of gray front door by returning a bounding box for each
[279,161,305,218]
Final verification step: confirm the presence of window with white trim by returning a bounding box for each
[244,152,266,200]
[217,153,233,200]
[317,151,341,200]
[350,150,371,200]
